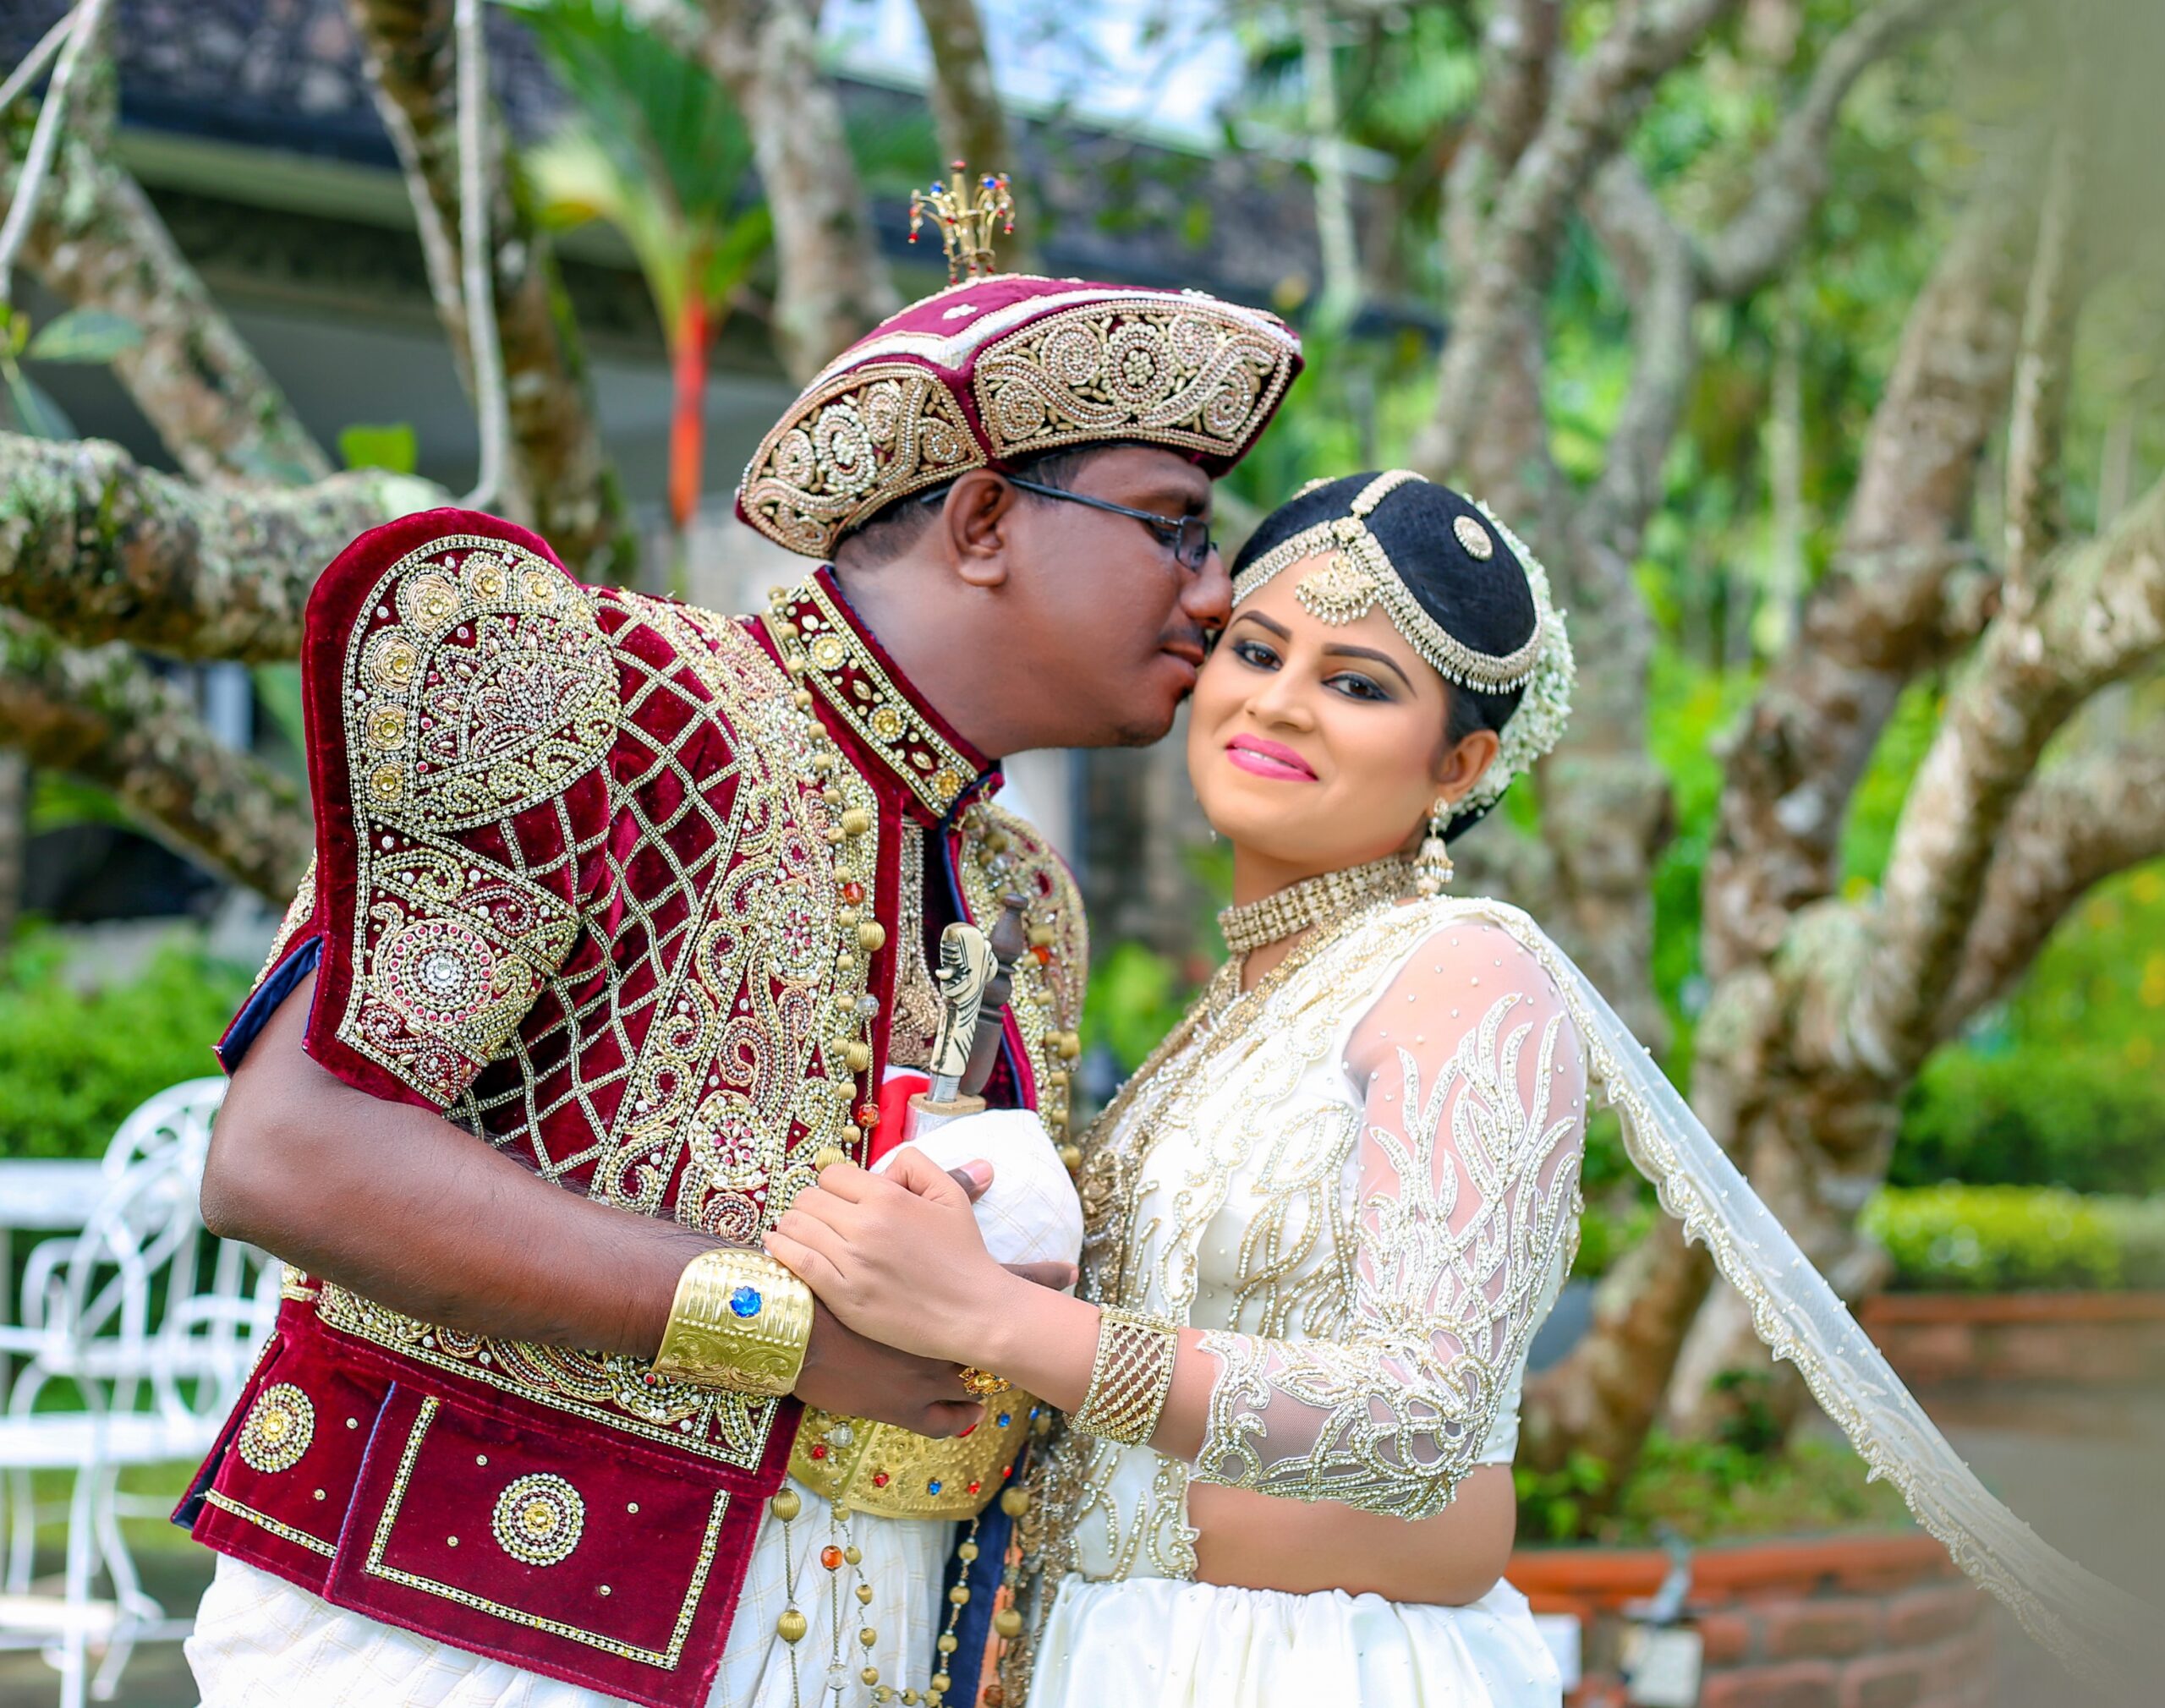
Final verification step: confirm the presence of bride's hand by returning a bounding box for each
[766,1152,1014,1366]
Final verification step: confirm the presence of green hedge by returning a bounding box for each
[0,938,252,1161]
[1894,1048,2165,1197]
[1863,1185,2165,1293]
[1516,1431,1912,1547]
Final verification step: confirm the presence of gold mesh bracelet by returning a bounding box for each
[652,1249,813,1397]
[1070,1307,1179,1447]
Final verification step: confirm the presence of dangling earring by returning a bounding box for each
[1414,798,1454,896]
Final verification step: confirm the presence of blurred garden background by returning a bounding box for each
[0,0,2161,1702]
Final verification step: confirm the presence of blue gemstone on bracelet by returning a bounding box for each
[995,1412,1011,1427]
[928,1478,942,1494]
[728,1285,763,1318]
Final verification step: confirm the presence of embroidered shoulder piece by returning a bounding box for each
[315,526,617,1106]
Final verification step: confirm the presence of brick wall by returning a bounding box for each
[1512,1533,1991,1708]
[1859,1292,2165,1387]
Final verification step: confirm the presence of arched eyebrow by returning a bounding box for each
[1323,643,1413,691]
[1227,610,1415,690]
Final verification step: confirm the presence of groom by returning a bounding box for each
[176,238,1301,1705]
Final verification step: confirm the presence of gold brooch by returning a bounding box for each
[1295,552,1381,626]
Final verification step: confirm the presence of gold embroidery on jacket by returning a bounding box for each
[236,1382,315,1475]
[313,578,864,1472]
[364,1398,726,1670]
[259,860,318,980]
[788,578,978,818]
[333,536,612,1104]
[491,1472,586,1567]
[201,1489,338,1557]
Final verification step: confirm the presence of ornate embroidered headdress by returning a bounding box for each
[1230,470,1575,814]
[737,165,1303,559]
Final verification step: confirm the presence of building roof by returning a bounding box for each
[3,0,1424,325]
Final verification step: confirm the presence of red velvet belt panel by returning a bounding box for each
[180,1299,793,1708]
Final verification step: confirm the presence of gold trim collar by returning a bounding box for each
[769,571,991,819]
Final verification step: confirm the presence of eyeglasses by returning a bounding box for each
[913,476,1219,571]
[1001,477,1218,572]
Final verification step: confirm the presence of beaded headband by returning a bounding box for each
[1230,470,1575,815]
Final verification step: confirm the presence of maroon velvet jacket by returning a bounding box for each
[178,509,1086,1708]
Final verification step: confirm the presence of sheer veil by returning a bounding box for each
[1466,897,2149,1691]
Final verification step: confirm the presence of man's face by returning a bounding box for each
[997,446,1232,748]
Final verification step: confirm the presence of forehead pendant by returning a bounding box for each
[1295,551,1381,626]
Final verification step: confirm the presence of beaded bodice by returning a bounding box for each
[1051,896,1587,1585]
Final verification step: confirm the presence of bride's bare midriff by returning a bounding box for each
[1187,1463,1516,1605]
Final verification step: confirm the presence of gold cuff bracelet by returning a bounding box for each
[1071,1307,1178,1447]
[652,1248,814,1397]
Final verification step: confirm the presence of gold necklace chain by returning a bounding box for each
[1215,855,1411,955]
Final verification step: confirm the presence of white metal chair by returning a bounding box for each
[0,1077,274,1705]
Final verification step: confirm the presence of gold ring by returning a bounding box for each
[957,1366,1011,1399]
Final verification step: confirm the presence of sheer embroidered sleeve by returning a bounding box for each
[218,510,617,1112]
[1192,917,1587,1518]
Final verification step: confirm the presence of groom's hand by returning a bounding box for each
[792,1162,1072,1433]
[792,1255,1068,1437]
[793,1300,983,1437]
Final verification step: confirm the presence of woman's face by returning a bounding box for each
[1187,562,1499,873]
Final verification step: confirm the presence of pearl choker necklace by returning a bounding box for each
[1218,856,1412,955]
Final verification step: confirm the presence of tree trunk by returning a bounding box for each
[672,0,900,383]
[0,616,309,899]
[5,52,331,487]
[348,0,637,582]
[910,0,1034,271]
[1700,183,2031,979]
[0,753,24,954]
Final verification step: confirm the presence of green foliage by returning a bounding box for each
[514,0,766,333]
[1894,1048,2165,1196]
[0,939,251,1161]
[1515,1431,1912,1548]
[252,663,308,758]
[1894,864,2165,1196]
[25,307,142,364]
[1515,1451,1612,1544]
[337,422,419,475]
[1572,1111,1656,1279]
[1643,651,1757,1059]
[29,771,129,835]
[2099,1198,2165,1290]
[1603,1432,1911,1547]
[1081,941,1192,1077]
[1839,679,1943,888]
[1862,1185,2126,1292]
[0,348,72,441]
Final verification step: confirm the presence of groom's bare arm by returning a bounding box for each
[201,971,986,1436]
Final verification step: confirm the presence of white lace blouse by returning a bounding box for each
[1056,897,1587,1584]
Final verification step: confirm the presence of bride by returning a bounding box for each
[766,472,2143,1706]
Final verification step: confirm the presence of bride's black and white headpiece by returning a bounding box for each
[1230,471,1575,818]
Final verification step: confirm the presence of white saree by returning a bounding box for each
[1021,894,2144,1707]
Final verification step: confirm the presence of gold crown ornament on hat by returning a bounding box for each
[909,161,1015,282]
